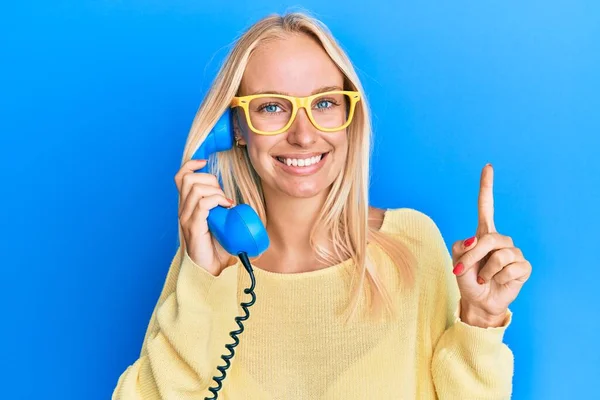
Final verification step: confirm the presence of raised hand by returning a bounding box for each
[450,164,532,327]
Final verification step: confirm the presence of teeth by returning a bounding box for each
[277,154,324,167]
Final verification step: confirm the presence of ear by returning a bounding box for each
[232,109,248,146]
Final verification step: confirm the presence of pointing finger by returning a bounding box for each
[477,163,496,235]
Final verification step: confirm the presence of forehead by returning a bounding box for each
[240,33,344,96]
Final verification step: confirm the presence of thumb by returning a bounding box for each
[451,235,478,264]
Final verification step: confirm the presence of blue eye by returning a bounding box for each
[261,103,282,113]
[316,100,332,109]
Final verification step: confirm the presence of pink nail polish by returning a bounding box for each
[453,262,464,275]
[463,236,476,248]
[477,276,485,285]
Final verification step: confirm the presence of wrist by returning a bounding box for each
[459,299,508,328]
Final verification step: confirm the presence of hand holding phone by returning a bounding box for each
[175,160,233,276]
[174,159,234,276]
[174,109,269,278]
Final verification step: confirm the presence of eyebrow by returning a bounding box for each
[249,85,343,96]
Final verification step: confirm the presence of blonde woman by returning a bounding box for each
[113,12,531,400]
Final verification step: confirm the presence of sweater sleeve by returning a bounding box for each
[112,248,239,400]
[424,217,514,399]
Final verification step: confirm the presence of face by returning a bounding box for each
[234,33,349,199]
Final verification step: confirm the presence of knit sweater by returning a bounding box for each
[112,208,514,399]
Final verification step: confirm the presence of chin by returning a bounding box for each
[278,182,327,199]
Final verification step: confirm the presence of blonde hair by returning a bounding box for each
[178,12,415,323]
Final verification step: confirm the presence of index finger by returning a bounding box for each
[477,163,496,234]
[174,159,208,191]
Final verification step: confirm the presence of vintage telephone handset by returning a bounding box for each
[190,109,270,399]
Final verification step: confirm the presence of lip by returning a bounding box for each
[273,152,329,176]
[272,152,328,158]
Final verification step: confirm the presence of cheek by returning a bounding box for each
[246,136,277,171]
[332,134,349,162]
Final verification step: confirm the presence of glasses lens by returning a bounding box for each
[310,92,351,130]
[248,96,293,133]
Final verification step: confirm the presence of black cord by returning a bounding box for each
[204,252,256,400]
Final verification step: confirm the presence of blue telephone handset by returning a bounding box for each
[191,108,270,259]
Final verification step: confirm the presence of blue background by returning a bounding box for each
[1,1,598,398]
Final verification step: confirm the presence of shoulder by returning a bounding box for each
[380,207,451,265]
[381,207,455,290]
[380,207,445,241]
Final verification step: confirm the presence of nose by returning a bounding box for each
[286,107,318,147]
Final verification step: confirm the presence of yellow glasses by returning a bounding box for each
[230,90,361,135]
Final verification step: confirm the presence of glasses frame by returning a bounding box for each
[230,90,361,135]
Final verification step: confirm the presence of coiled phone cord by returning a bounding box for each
[204,252,256,400]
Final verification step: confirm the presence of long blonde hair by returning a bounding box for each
[178,12,415,323]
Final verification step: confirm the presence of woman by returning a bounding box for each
[113,12,532,400]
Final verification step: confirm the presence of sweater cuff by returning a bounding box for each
[177,249,238,313]
[182,249,218,293]
[452,302,512,345]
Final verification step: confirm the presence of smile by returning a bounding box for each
[272,152,330,176]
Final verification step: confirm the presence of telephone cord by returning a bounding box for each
[204,252,255,400]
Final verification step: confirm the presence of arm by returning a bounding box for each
[430,234,514,399]
[112,248,239,399]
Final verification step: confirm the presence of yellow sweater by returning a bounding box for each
[112,208,513,399]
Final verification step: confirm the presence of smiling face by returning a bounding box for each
[234,33,349,199]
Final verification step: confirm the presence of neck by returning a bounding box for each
[262,187,330,255]
[252,185,384,274]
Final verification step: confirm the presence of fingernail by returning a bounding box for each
[477,276,485,285]
[463,236,476,248]
[226,198,235,205]
[453,262,464,275]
